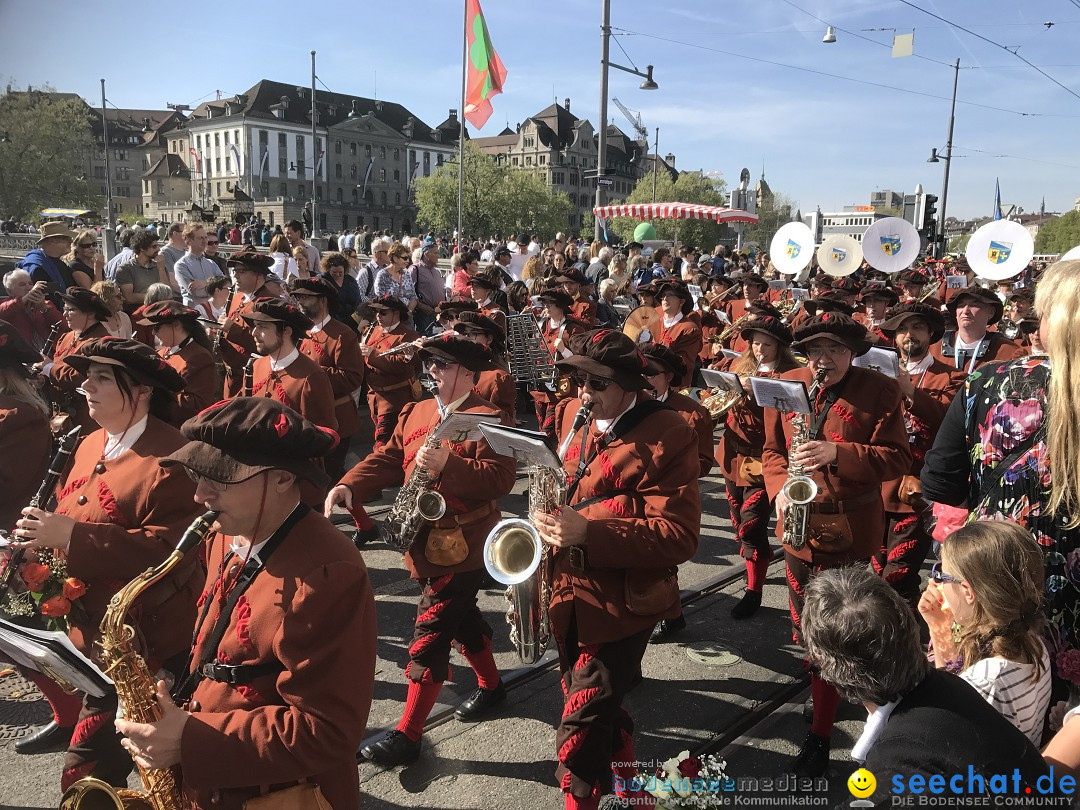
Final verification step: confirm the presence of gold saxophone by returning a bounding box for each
[379,419,450,552]
[60,510,219,810]
[484,402,593,664]
[782,369,827,551]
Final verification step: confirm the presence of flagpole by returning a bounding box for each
[458,0,467,249]
[311,49,318,238]
[936,57,958,258]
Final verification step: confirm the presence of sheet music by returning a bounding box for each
[852,347,900,378]
[768,279,788,290]
[789,287,809,302]
[431,412,500,444]
[687,284,702,304]
[749,377,811,414]
[720,348,741,360]
[0,617,112,697]
[700,368,742,393]
[478,423,560,470]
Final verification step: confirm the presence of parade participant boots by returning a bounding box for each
[790,673,840,777]
[649,613,686,643]
[791,732,831,778]
[359,730,421,767]
[730,589,762,619]
[360,681,441,767]
[15,721,75,755]
[731,554,769,619]
[454,680,506,721]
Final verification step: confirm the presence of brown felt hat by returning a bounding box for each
[59,286,111,321]
[636,282,658,296]
[418,334,498,372]
[368,294,409,317]
[641,343,686,380]
[0,319,41,369]
[555,328,662,391]
[739,273,769,291]
[746,301,783,321]
[656,280,694,316]
[554,268,588,286]
[792,313,871,356]
[161,397,336,488]
[289,276,339,306]
[881,302,946,343]
[227,251,274,274]
[436,299,479,317]
[467,272,500,290]
[241,299,313,340]
[897,269,931,286]
[858,286,899,306]
[946,286,1004,325]
[36,222,74,244]
[454,310,505,340]
[831,277,862,295]
[804,291,856,317]
[538,289,575,311]
[740,314,793,346]
[66,337,185,392]
[136,300,201,326]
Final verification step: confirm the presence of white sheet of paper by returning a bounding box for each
[700,368,742,394]
[687,284,702,304]
[0,618,112,697]
[479,423,560,469]
[432,412,500,444]
[789,287,809,302]
[946,275,966,289]
[852,347,900,378]
[768,279,788,290]
[721,348,741,360]
[750,377,811,414]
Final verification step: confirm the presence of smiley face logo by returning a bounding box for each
[848,768,876,798]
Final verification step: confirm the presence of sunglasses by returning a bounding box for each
[207,240,219,245]
[425,357,457,371]
[392,253,409,261]
[571,375,612,391]
[183,467,230,492]
[79,242,97,248]
[930,562,963,586]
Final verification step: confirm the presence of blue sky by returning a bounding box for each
[3,0,1078,219]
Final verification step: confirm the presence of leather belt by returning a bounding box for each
[201,660,284,685]
[434,502,495,529]
[727,437,762,457]
[807,489,879,515]
[333,395,355,406]
[371,379,412,394]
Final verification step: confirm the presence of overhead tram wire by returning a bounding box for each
[894,0,1080,104]
[611,27,1080,119]
[952,144,1080,172]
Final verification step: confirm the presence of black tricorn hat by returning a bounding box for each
[241,299,314,341]
[946,285,1004,325]
[555,328,662,391]
[66,337,185,392]
[881,302,946,344]
[792,312,872,357]
[161,397,337,488]
[59,286,111,321]
[417,334,498,372]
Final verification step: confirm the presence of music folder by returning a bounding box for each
[479,423,560,470]
[0,617,112,697]
[852,346,900,378]
[749,377,812,415]
[431,412,500,444]
[700,368,741,394]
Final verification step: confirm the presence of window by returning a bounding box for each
[336,188,343,203]
[114,149,128,161]
[225,156,231,172]
[224,131,230,144]
[352,189,358,204]
[196,134,202,149]
[298,184,305,198]
[350,164,357,179]
[570,156,577,166]
[380,146,386,159]
[216,182,222,196]
[379,168,386,182]
[335,140,342,154]
[94,165,106,179]
[316,186,323,200]
[261,181,269,197]
[540,155,546,165]
[410,149,417,166]
[526,157,532,166]
[215,157,221,172]
[381,191,387,206]
[394,148,400,161]
[335,163,342,178]
[393,169,400,181]
[279,155,288,174]
[259,130,268,149]
[214,133,220,146]
[349,143,357,156]
[157,179,165,195]
[395,193,401,205]
[512,157,518,166]
[279,183,288,196]
[437,154,444,166]
[365,144,371,157]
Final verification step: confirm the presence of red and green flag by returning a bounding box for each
[463,0,507,130]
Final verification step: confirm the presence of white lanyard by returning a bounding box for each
[955,337,985,375]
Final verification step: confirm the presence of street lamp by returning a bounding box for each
[595,0,658,241]
[926,58,960,257]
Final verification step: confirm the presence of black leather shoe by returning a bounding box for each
[730,589,762,619]
[359,730,421,767]
[353,525,380,547]
[649,613,687,643]
[790,732,831,778]
[454,681,506,721]
[15,721,74,755]
[802,696,814,722]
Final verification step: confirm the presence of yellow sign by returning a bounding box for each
[848,768,876,798]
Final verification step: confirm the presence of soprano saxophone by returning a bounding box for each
[782,368,827,551]
[483,402,593,664]
[59,510,218,810]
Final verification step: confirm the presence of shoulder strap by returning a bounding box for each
[567,399,670,502]
[977,424,1046,507]
[173,503,310,703]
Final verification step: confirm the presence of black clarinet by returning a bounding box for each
[40,322,63,362]
[0,425,83,598]
[242,355,257,397]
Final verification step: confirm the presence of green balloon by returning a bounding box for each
[634,222,657,242]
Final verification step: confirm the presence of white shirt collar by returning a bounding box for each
[228,499,302,565]
[851,699,899,764]
[594,398,637,434]
[435,391,471,420]
[906,353,934,376]
[663,311,684,329]
[954,332,985,351]
[103,415,149,461]
[758,362,776,373]
[269,346,299,372]
[656,389,669,402]
[310,314,332,334]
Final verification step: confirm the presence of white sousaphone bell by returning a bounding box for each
[861,217,921,274]
[815,235,863,278]
[963,219,1035,281]
[769,221,816,276]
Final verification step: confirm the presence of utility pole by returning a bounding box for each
[651,127,659,204]
[457,0,467,248]
[595,0,611,242]
[100,79,116,260]
[311,50,318,238]
[937,58,959,258]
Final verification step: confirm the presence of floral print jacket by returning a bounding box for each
[922,356,1080,689]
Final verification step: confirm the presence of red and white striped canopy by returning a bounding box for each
[592,202,759,225]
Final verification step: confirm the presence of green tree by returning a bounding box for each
[949,233,972,254]
[1034,211,1080,255]
[606,171,728,248]
[413,141,572,240]
[0,85,101,221]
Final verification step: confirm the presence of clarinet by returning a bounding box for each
[0,425,83,598]
[40,322,63,362]
[241,355,257,397]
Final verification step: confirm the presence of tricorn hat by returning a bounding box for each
[161,397,337,488]
[792,312,872,357]
[66,337,185,392]
[554,328,662,391]
[880,301,946,344]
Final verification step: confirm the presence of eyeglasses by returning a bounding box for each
[79,242,97,249]
[207,240,219,246]
[183,468,230,492]
[425,357,457,371]
[571,375,613,391]
[930,562,963,586]
[804,344,852,360]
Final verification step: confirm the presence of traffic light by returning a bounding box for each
[921,194,938,239]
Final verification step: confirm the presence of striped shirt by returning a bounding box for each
[960,648,1052,745]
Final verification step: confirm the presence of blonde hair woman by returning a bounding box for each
[919,521,1050,744]
[63,228,99,288]
[90,280,133,339]
[921,259,1080,711]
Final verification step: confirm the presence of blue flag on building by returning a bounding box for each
[993,178,1002,221]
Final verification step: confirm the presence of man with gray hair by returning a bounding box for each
[358,237,391,306]
[0,268,63,349]
[802,567,1051,789]
[586,245,614,285]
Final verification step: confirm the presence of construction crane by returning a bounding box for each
[612,97,648,142]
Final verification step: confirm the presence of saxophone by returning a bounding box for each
[484,402,592,664]
[378,419,450,552]
[59,510,218,810]
[782,368,827,551]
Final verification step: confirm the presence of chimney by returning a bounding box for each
[665,152,675,167]
[448,109,458,121]
[564,97,571,111]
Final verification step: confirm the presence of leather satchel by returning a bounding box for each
[738,454,764,485]
[424,524,469,566]
[807,512,854,556]
[243,783,331,810]
[624,567,679,616]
